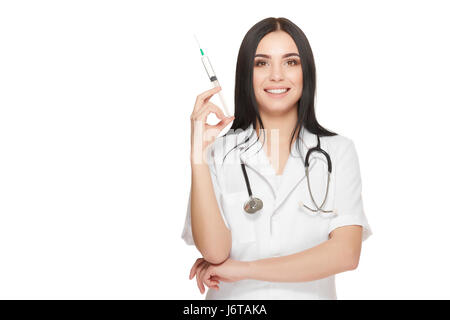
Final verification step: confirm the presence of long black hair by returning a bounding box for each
[221,17,337,164]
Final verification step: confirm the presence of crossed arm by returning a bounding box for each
[189,225,363,294]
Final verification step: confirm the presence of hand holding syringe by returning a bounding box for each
[194,34,232,117]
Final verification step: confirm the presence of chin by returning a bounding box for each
[260,105,293,115]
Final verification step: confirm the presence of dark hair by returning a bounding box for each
[221,17,337,163]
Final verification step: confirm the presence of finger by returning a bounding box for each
[208,275,221,291]
[198,264,213,293]
[196,262,208,294]
[193,86,222,114]
[210,275,221,282]
[189,258,204,280]
[195,99,225,118]
[204,275,217,289]
[204,281,219,289]
[205,280,219,290]
[195,102,226,124]
[206,116,235,132]
[204,276,219,287]
[195,264,206,294]
[192,100,225,122]
[194,260,206,283]
[205,273,220,291]
[201,266,218,289]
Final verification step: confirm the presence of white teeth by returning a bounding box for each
[266,88,288,94]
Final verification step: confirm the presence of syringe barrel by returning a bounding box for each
[201,55,217,82]
[211,79,231,117]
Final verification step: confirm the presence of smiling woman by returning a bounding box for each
[182,17,372,300]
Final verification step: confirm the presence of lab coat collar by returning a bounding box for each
[236,124,316,163]
[236,124,319,211]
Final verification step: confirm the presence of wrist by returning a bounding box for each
[190,156,209,168]
[190,147,213,167]
[190,147,210,166]
[240,260,253,280]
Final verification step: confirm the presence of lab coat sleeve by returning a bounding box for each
[327,139,372,242]
[181,145,230,246]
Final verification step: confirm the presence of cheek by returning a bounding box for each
[288,69,303,87]
[252,71,264,88]
[298,72,303,87]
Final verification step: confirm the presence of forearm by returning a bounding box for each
[190,162,231,264]
[244,239,357,282]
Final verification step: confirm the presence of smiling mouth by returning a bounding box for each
[264,88,290,97]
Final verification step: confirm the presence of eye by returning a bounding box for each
[287,59,300,66]
[255,60,267,67]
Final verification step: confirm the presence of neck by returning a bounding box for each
[255,107,300,148]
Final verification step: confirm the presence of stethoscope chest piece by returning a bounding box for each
[244,196,263,214]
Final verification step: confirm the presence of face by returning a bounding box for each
[253,31,303,116]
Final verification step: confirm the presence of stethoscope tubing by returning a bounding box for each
[240,133,334,215]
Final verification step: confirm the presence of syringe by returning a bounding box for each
[194,34,232,117]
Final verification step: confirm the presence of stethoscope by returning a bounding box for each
[240,133,335,216]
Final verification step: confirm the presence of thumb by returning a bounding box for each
[224,116,235,125]
[214,116,234,132]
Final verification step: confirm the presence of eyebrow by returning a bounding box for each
[254,53,300,59]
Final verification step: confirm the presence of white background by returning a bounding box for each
[0,0,449,299]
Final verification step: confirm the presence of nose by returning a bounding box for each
[269,62,284,81]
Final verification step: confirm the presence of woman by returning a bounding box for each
[182,17,372,300]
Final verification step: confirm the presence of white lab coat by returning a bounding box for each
[181,124,372,300]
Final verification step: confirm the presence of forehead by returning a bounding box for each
[255,31,299,55]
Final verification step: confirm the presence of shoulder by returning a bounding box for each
[320,133,358,161]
